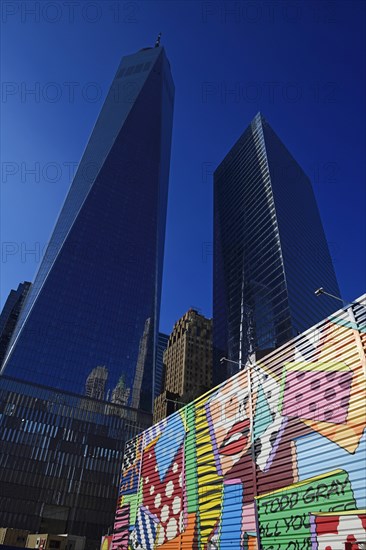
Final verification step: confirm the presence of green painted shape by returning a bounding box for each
[123,492,139,526]
[256,469,356,550]
[185,402,199,513]
[137,479,143,508]
[254,383,273,441]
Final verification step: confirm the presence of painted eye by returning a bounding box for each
[240,395,249,410]
[238,395,249,418]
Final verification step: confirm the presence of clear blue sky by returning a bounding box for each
[1,0,365,334]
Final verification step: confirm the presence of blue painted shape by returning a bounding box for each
[154,412,186,481]
[253,383,272,441]
[144,418,167,448]
[295,430,366,508]
[120,464,139,495]
[329,312,366,333]
[219,482,243,547]
[135,506,158,549]
[120,435,142,495]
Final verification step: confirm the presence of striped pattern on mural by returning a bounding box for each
[112,296,366,550]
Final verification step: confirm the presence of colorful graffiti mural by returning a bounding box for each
[112,298,366,549]
[101,535,113,550]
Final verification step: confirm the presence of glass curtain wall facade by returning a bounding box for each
[0,282,31,365]
[213,113,341,383]
[0,375,151,548]
[1,46,175,413]
[155,332,169,398]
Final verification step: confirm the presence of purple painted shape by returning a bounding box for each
[262,417,288,472]
[224,477,242,485]
[139,504,159,524]
[181,440,187,533]
[309,513,318,550]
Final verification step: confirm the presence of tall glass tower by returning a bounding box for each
[213,113,341,383]
[1,44,174,412]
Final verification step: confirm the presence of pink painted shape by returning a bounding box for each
[242,502,256,533]
[282,369,352,424]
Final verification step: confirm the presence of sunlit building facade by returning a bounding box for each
[155,332,169,398]
[1,45,174,413]
[213,113,341,382]
[0,42,174,546]
[153,309,212,422]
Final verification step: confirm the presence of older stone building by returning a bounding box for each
[153,309,212,422]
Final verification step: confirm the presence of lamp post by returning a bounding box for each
[219,356,256,458]
[164,398,186,407]
[314,287,358,307]
[315,288,365,377]
[220,355,261,549]
[314,286,360,331]
[164,397,186,415]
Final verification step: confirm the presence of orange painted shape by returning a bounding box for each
[299,324,366,453]
[157,512,198,549]
[248,534,258,550]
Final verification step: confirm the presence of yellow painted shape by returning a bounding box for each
[302,362,365,453]
[283,361,351,372]
[195,401,223,550]
[311,510,366,516]
[290,322,366,453]
[144,436,160,451]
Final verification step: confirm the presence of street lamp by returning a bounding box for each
[164,398,186,407]
[220,355,261,547]
[315,288,364,376]
[219,356,255,434]
[220,356,245,368]
[314,287,358,307]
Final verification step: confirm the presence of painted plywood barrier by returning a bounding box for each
[111,298,366,549]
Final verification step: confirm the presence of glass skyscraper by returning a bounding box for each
[213,113,341,382]
[0,43,174,545]
[0,281,31,366]
[0,375,151,546]
[155,332,169,398]
[1,45,174,413]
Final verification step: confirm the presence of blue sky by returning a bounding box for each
[1,0,365,334]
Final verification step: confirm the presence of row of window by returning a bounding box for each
[117,61,152,79]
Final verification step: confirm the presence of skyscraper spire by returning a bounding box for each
[0,44,175,546]
[2,45,175,413]
[155,32,162,47]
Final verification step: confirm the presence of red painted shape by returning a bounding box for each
[140,443,184,544]
[315,516,340,536]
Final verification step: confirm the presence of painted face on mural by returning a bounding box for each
[206,372,257,476]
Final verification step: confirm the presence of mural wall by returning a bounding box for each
[112,298,366,549]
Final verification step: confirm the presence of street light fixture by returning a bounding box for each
[314,287,358,307]
[220,356,244,367]
[219,355,261,541]
[164,398,186,407]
